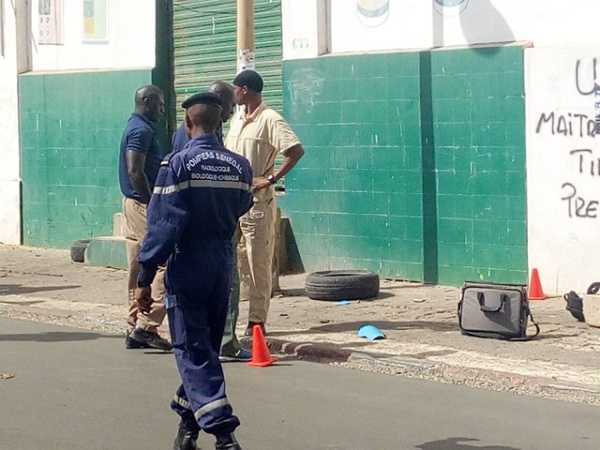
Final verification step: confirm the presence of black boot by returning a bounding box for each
[173,427,200,450]
[129,327,173,351]
[215,432,242,450]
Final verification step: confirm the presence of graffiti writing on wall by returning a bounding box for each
[535,58,600,219]
[575,58,598,96]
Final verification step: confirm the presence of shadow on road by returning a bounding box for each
[312,320,458,333]
[0,284,80,296]
[267,320,458,336]
[0,331,120,343]
[416,437,521,450]
[280,288,414,301]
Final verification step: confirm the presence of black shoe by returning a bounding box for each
[130,327,173,351]
[215,433,242,450]
[125,330,152,349]
[244,322,265,337]
[173,427,200,450]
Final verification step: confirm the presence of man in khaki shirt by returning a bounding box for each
[225,70,305,336]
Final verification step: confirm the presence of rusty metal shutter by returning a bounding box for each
[173,0,282,125]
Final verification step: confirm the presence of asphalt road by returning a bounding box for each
[1,317,599,450]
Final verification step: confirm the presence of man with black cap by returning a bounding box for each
[226,70,305,337]
[135,91,252,450]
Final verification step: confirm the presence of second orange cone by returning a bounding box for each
[247,324,277,367]
[528,268,546,300]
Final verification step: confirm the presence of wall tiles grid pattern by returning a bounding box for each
[282,46,527,285]
[431,46,527,285]
[19,70,152,248]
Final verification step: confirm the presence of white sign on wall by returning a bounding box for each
[38,0,64,45]
[526,48,600,295]
[83,0,108,43]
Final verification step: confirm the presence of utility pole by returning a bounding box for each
[236,0,255,73]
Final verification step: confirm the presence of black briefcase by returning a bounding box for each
[458,281,540,340]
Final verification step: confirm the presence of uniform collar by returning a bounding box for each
[189,133,220,146]
[131,113,156,129]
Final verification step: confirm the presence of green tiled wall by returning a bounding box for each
[282,46,527,285]
[283,53,425,280]
[431,47,526,285]
[19,69,153,248]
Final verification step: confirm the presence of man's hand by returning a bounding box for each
[252,176,272,192]
[134,286,153,313]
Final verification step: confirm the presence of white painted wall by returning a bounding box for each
[31,0,155,71]
[283,0,600,58]
[282,0,328,60]
[526,48,600,295]
[0,1,22,244]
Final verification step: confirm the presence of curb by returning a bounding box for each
[264,337,600,403]
[267,338,353,362]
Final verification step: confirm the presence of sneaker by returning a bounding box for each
[219,349,252,362]
[125,330,152,349]
[130,327,173,351]
[244,322,265,337]
[215,432,242,450]
[173,427,200,450]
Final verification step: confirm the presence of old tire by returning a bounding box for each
[70,239,91,263]
[587,282,600,295]
[305,270,380,301]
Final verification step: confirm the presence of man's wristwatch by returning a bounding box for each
[267,174,277,184]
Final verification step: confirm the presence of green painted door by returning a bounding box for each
[173,0,283,125]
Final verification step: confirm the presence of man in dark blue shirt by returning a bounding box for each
[171,81,234,152]
[172,82,250,362]
[118,84,171,351]
[135,92,252,450]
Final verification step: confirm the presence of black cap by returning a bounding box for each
[181,91,223,109]
[233,70,263,93]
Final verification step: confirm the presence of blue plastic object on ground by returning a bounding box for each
[358,324,386,340]
[335,300,351,306]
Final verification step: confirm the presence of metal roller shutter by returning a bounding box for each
[173,0,283,125]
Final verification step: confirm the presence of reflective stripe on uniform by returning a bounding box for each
[173,394,191,410]
[153,181,190,195]
[154,180,250,195]
[193,397,230,421]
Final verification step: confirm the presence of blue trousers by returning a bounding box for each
[165,241,240,436]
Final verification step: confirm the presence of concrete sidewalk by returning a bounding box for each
[1,244,599,404]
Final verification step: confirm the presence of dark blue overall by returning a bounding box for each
[137,133,253,435]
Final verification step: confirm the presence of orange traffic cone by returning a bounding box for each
[247,324,276,367]
[528,268,546,300]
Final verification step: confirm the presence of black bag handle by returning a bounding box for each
[508,308,540,341]
[478,292,505,313]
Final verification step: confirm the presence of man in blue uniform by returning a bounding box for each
[118,84,172,351]
[172,82,251,362]
[135,92,252,450]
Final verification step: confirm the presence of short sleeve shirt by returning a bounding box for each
[118,113,163,200]
[225,103,300,201]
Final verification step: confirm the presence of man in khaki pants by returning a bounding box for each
[118,85,171,351]
[225,70,305,336]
